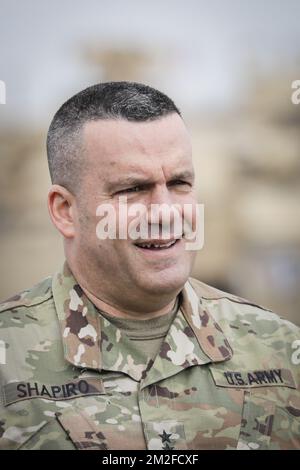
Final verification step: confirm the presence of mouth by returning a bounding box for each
[134,239,180,251]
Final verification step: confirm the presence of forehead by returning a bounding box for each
[82,115,193,178]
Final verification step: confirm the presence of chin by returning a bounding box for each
[136,267,191,295]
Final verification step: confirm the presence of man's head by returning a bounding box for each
[47,82,197,313]
[47,82,181,192]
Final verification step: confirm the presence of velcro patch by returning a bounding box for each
[210,368,296,389]
[3,377,105,406]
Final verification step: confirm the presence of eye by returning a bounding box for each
[116,186,142,195]
[168,180,192,188]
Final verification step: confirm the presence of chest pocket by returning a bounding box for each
[55,406,146,450]
[237,390,300,450]
[10,374,146,450]
[1,377,106,450]
[209,367,300,450]
[18,418,75,450]
[16,401,146,450]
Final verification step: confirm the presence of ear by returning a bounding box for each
[47,185,76,238]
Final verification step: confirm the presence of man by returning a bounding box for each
[0,82,299,450]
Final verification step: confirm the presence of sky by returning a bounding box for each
[0,0,300,128]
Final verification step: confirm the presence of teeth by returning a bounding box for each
[138,240,176,249]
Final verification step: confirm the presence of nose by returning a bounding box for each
[149,183,172,206]
[146,184,182,235]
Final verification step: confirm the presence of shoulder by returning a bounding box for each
[188,276,300,375]
[0,277,54,322]
[189,276,272,311]
[188,276,299,333]
[0,277,58,375]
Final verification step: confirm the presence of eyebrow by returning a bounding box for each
[105,170,195,193]
[169,170,195,182]
[105,175,152,193]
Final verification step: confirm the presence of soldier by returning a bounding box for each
[0,82,299,450]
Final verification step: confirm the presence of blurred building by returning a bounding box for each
[191,72,300,325]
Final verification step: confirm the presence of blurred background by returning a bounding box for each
[0,0,299,325]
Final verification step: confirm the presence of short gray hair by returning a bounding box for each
[46,81,181,193]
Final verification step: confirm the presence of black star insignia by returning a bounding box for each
[159,430,173,443]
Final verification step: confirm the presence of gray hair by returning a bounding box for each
[46,81,181,193]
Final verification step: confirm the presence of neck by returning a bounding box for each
[81,285,178,320]
[66,257,180,320]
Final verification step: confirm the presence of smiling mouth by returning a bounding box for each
[134,239,179,250]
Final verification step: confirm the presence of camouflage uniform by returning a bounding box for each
[0,262,299,450]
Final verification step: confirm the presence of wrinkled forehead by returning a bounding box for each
[82,115,193,178]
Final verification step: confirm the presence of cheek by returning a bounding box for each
[174,198,198,234]
[117,203,150,241]
[116,207,134,238]
[77,199,97,229]
[77,215,94,242]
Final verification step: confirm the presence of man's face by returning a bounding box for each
[76,113,197,299]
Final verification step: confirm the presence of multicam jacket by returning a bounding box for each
[0,263,299,450]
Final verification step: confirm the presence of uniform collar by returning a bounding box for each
[52,262,233,385]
